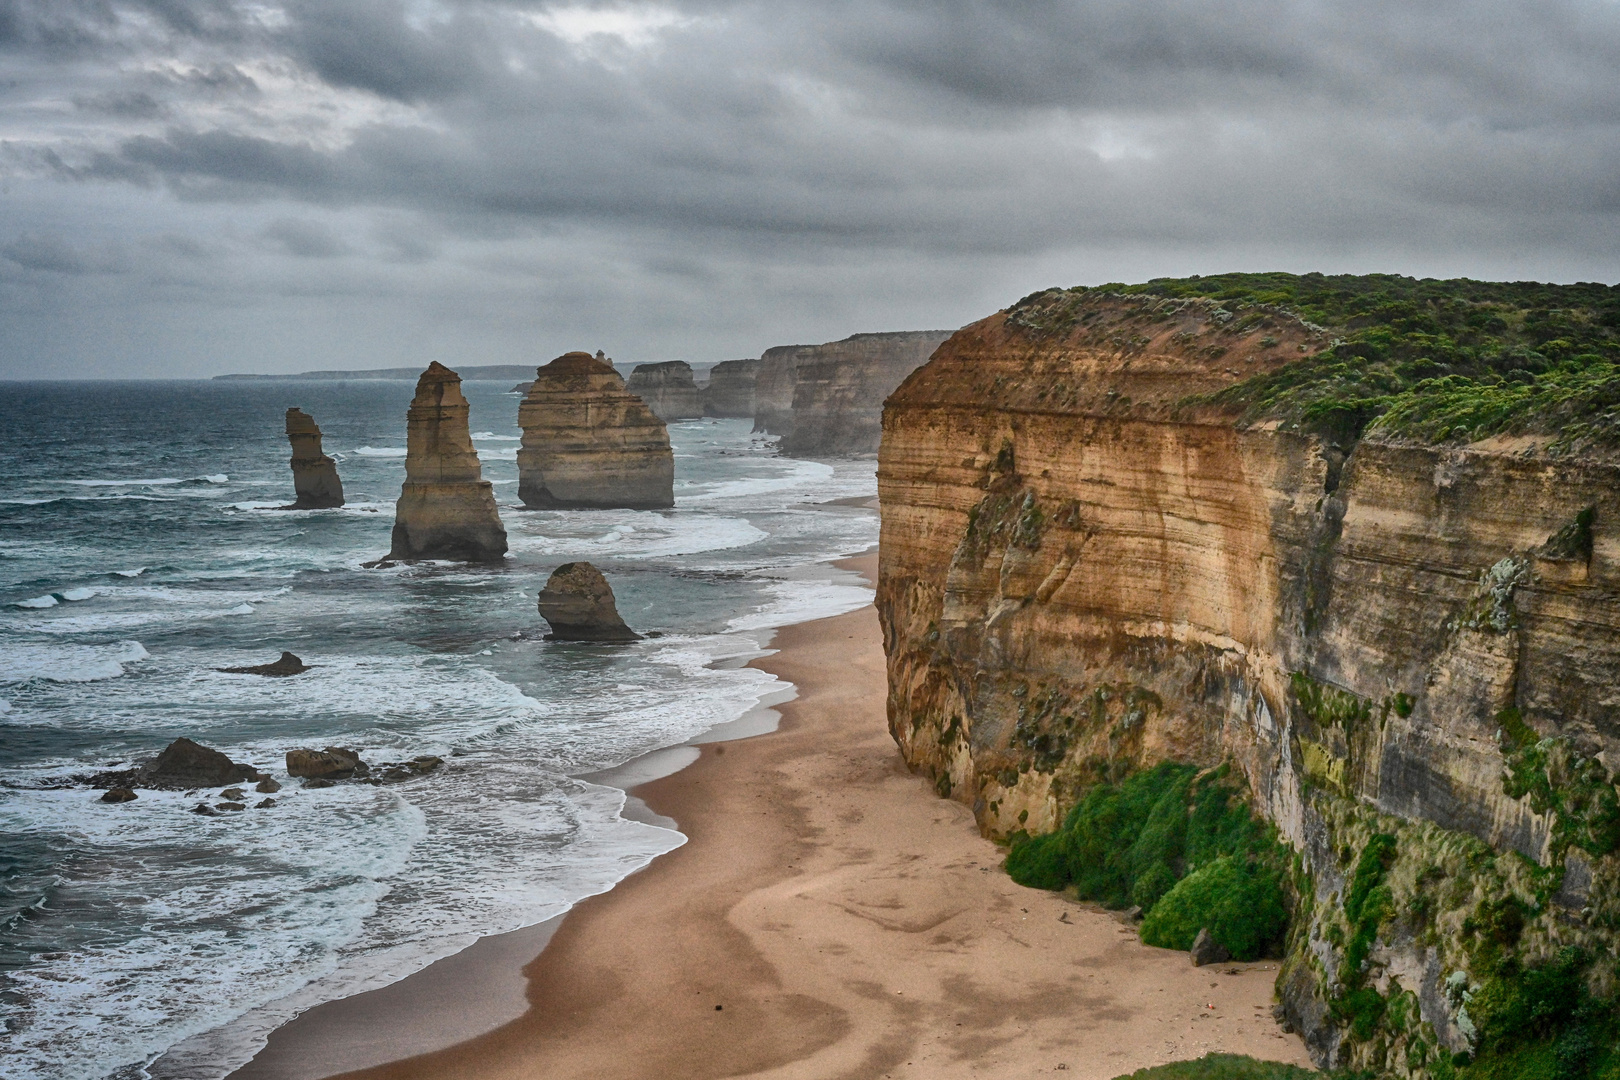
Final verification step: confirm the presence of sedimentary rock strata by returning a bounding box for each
[387,362,508,562]
[517,352,674,510]
[877,288,1620,1072]
[752,330,952,456]
[536,561,641,641]
[282,408,344,508]
[701,358,759,417]
[626,360,704,421]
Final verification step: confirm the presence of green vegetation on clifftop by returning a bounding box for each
[1008,272,1620,451]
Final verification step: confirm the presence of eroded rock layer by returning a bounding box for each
[283,408,343,508]
[625,360,703,422]
[702,358,759,418]
[753,331,953,456]
[517,352,673,510]
[877,293,1620,1073]
[387,362,508,562]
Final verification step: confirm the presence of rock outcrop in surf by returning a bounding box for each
[626,360,704,422]
[386,362,508,562]
[282,408,344,509]
[517,352,674,510]
[536,562,641,641]
[218,651,309,676]
[702,358,759,418]
[136,738,260,789]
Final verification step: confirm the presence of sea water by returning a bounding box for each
[0,380,878,1080]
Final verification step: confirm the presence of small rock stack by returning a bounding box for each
[536,562,641,641]
[283,408,344,508]
[387,362,508,562]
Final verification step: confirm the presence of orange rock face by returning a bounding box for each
[283,408,343,508]
[877,292,1620,1068]
[387,362,508,562]
[517,352,674,510]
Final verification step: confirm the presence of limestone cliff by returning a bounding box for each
[702,358,759,418]
[626,360,703,422]
[283,408,344,508]
[752,331,953,456]
[877,289,1620,1074]
[387,362,508,562]
[517,352,674,510]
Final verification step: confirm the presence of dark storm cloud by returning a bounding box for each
[2,0,1618,376]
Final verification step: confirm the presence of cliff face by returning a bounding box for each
[387,362,508,562]
[877,295,1620,1073]
[517,352,674,510]
[753,331,954,456]
[283,407,343,508]
[626,360,703,422]
[702,358,759,418]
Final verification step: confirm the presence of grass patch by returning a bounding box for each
[1110,1053,1320,1080]
[1005,762,1289,959]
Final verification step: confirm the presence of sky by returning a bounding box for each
[2,0,1619,378]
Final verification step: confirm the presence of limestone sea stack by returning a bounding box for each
[283,408,344,508]
[517,352,674,510]
[386,362,508,562]
[625,360,703,421]
[536,562,641,641]
[701,358,759,418]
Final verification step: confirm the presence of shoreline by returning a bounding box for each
[234,551,1313,1080]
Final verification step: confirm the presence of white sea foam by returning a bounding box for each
[14,595,57,609]
[476,447,518,461]
[351,446,407,458]
[63,477,183,487]
[0,640,149,684]
[471,432,521,441]
[114,569,146,577]
[59,588,96,602]
[676,459,836,503]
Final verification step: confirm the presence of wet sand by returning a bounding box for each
[238,552,1314,1080]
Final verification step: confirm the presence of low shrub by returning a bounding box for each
[1110,1053,1319,1080]
[1138,856,1288,960]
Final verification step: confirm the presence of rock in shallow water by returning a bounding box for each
[136,738,259,790]
[218,651,310,677]
[536,562,641,642]
[286,746,367,779]
[99,787,137,803]
[254,777,281,793]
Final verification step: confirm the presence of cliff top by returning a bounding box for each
[941,273,1620,457]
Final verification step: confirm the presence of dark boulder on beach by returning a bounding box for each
[100,787,137,803]
[218,651,310,677]
[536,562,642,642]
[286,746,367,780]
[1190,928,1230,967]
[136,738,260,790]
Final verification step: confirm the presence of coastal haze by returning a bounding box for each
[2,0,1619,378]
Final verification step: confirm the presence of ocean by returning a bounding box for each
[0,379,879,1080]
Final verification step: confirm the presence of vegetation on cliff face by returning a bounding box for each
[1006,273,1620,451]
[1111,1054,1319,1080]
[1005,763,1290,961]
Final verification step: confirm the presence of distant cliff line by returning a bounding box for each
[215,362,722,383]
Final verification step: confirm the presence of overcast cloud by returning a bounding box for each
[2,0,1618,377]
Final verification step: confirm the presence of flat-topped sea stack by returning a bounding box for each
[282,408,343,508]
[517,352,674,510]
[536,562,641,641]
[386,362,507,562]
[625,360,703,422]
[752,330,953,456]
[701,358,759,417]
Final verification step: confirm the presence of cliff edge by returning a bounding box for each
[878,276,1620,1076]
[626,360,703,422]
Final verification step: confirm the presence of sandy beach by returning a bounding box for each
[237,552,1314,1080]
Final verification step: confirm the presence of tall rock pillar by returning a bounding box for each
[387,362,508,562]
[517,352,674,510]
[284,408,344,508]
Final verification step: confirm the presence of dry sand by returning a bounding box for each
[242,553,1314,1080]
